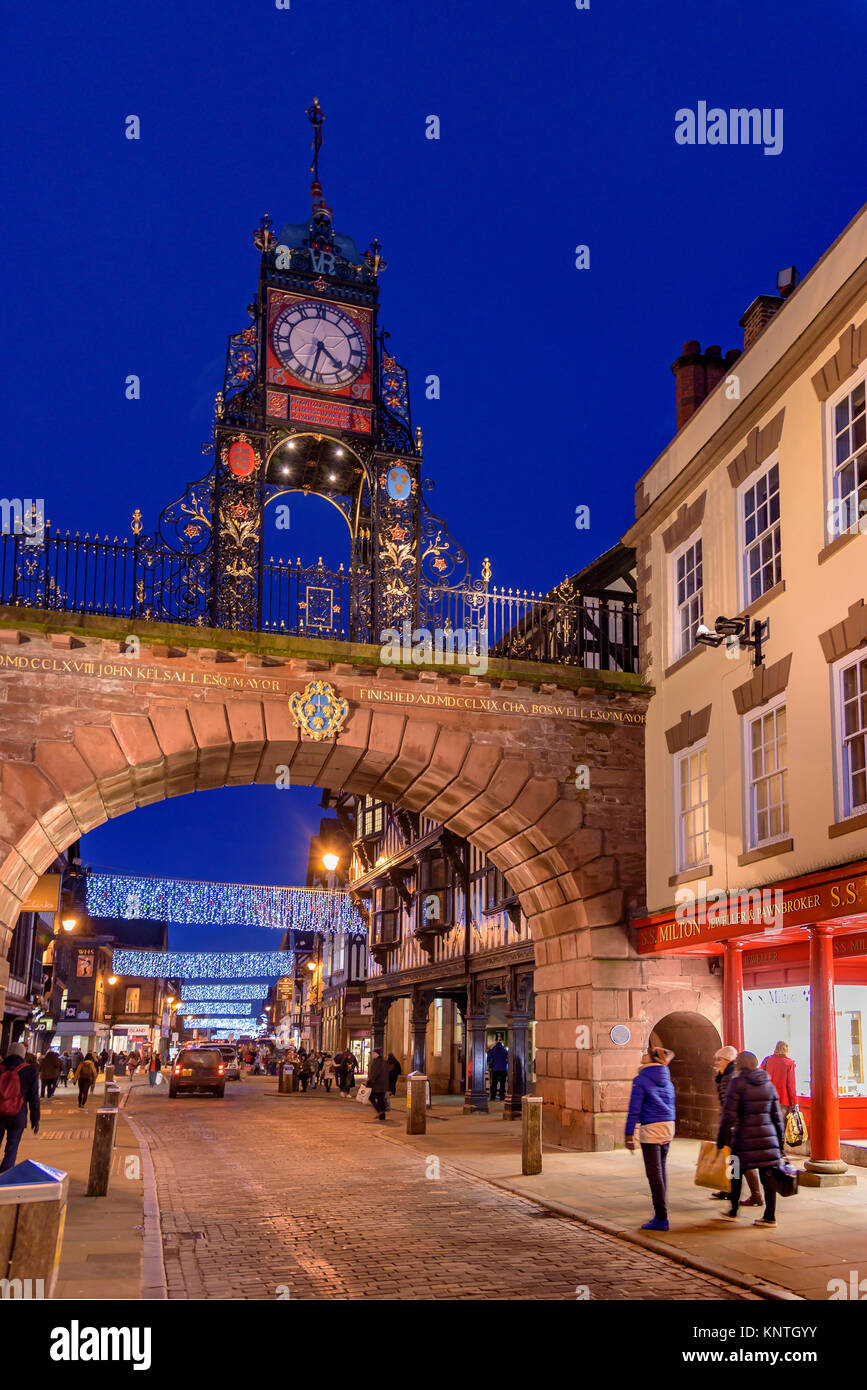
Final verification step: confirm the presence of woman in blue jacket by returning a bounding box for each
[624,1046,677,1231]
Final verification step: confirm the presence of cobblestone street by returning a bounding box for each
[127,1079,748,1301]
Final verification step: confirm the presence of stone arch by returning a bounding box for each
[0,625,648,1147]
[650,1011,723,1140]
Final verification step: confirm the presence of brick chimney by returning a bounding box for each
[739,294,785,350]
[671,341,741,431]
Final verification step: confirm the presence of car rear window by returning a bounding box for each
[179,1051,220,1068]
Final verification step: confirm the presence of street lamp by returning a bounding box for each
[322,852,339,873]
[61,915,77,932]
[695,614,769,667]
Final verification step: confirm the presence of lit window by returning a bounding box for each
[746,703,788,847]
[839,654,867,817]
[676,744,709,870]
[434,999,443,1055]
[673,534,703,660]
[124,987,140,1014]
[743,463,781,603]
[830,376,867,539]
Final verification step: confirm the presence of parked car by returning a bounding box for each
[168,1047,226,1098]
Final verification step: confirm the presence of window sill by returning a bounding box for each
[828,811,867,839]
[737,837,794,867]
[818,527,863,566]
[668,864,712,888]
[664,644,705,680]
[743,579,786,617]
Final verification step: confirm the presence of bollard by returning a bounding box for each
[279,1065,295,1094]
[104,1084,120,1111]
[407,1072,427,1135]
[86,1108,119,1197]
[521,1095,543,1175]
[0,1159,69,1298]
[103,1065,115,1099]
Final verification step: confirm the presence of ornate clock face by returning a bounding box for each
[270,299,368,390]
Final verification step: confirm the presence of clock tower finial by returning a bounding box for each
[306,97,328,218]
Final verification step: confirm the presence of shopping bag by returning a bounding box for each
[768,1161,799,1197]
[356,1085,371,1104]
[154,1071,164,1086]
[785,1106,808,1146]
[694,1139,731,1191]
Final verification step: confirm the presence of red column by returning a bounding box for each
[805,922,847,1176]
[723,942,744,1050]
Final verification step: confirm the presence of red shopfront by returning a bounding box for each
[634,858,867,1185]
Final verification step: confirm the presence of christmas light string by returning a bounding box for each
[182,1017,264,1032]
[111,949,294,980]
[88,873,366,936]
[180,984,269,1001]
[178,1001,260,1017]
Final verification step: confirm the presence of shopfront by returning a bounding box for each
[634,858,867,1183]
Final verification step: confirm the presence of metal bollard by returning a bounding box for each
[407,1072,427,1135]
[86,1108,119,1197]
[104,1084,120,1111]
[103,1064,115,1099]
[521,1095,543,1175]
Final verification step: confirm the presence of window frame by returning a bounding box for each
[832,650,867,821]
[670,529,704,663]
[673,740,710,873]
[742,694,789,851]
[825,366,867,544]
[738,457,782,608]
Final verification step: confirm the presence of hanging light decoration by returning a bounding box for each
[178,1001,259,1017]
[183,1017,262,1031]
[111,949,293,980]
[88,873,366,936]
[180,984,272,1001]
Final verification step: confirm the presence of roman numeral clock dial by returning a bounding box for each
[270,299,368,389]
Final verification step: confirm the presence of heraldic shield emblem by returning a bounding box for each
[288,679,350,742]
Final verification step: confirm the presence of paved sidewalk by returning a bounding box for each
[378,1101,867,1300]
[12,1074,147,1299]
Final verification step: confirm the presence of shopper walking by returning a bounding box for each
[59,1051,71,1087]
[761,1041,798,1124]
[39,1049,62,1099]
[322,1054,335,1092]
[624,1046,676,1232]
[367,1048,390,1121]
[148,1052,162,1088]
[386,1051,402,1096]
[710,1046,763,1207]
[717,1051,785,1229]
[0,1041,40,1173]
[74,1052,99,1108]
[487,1037,509,1101]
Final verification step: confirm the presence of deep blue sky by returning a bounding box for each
[4,0,864,924]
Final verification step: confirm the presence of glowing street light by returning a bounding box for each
[322,852,339,873]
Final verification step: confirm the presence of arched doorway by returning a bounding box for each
[650,1011,722,1139]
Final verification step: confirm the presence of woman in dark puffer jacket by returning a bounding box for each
[717,1051,785,1227]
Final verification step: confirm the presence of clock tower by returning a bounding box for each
[182,99,467,639]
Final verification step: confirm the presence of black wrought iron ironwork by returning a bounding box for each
[0,526,639,670]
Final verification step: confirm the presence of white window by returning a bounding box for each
[742,462,781,604]
[672,533,703,660]
[434,999,443,1055]
[829,374,867,539]
[745,701,789,848]
[124,987,140,1014]
[837,652,867,818]
[675,744,709,870]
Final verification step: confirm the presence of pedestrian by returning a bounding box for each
[98,1048,109,1071]
[717,1051,785,1229]
[298,1053,312,1092]
[386,1052,402,1096]
[148,1051,162,1088]
[367,1048,390,1122]
[74,1052,99,1108]
[71,1047,84,1072]
[709,1046,763,1208]
[624,1046,676,1232]
[39,1049,62,1099]
[761,1041,798,1125]
[115,1052,127,1077]
[322,1053,335,1092]
[127,1049,141,1078]
[487,1036,509,1101]
[59,1051,71,1087]
[343,1049,358,1095]
[0,1040,40,1173]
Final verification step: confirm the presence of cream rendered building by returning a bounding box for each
[626,201,867,1175]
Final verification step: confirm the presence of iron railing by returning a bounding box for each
[0,527,639,672]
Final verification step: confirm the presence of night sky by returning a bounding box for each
[5,0,864,946]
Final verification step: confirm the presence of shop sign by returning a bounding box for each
[636,864,867,954]
[21,875,62,914]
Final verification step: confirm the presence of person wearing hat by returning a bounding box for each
[0,1041,40,1173]
[624,1045,677,1231]
[710,1045,763,1206]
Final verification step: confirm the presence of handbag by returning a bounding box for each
[154,1070,164,1086]
[785,1106,808,1146]
[356,1084,371,1104]
[694,1139,732,1191]
[768,1161,799,1197]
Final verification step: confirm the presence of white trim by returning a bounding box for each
[832,648,867,821]
[669,528,704,665]
[673,740,710,873]
[741,692,789,851]
[824,362,867,545]
[737,455,782,610]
